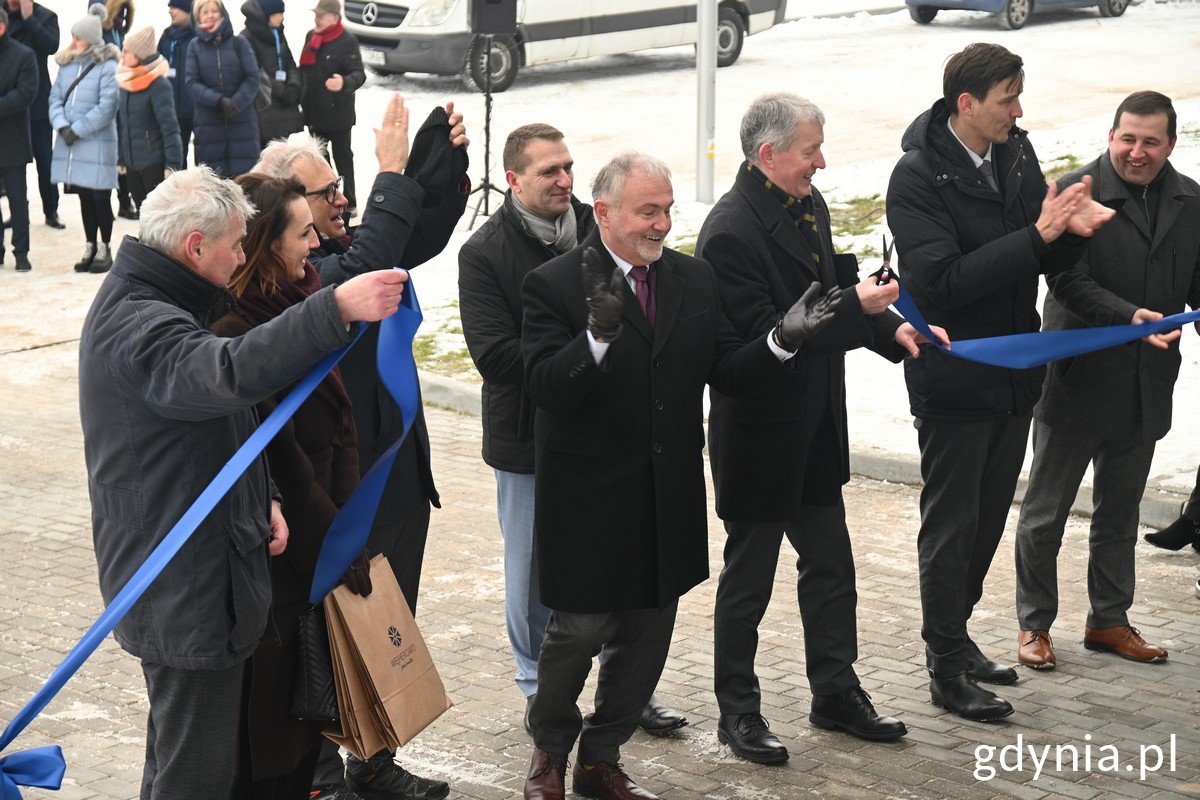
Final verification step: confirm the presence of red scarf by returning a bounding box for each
[300,20,344,67]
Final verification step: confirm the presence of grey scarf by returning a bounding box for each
[511,193,578,254]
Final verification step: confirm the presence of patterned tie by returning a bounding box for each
[746,162,825,273]
[978,159,998,193]
[630,265,655,328]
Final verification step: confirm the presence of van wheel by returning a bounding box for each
[1000,0,1032,29]
[716,6,745,68]
[1098,0,1127,16]
[465,35,518,92]
[909,5,938,23]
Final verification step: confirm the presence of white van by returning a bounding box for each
[344,0,786,91]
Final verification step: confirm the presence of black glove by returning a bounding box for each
[774,282,843,351]
[339,548,373,597]
[58,126,80,146]
[217,97,238,121]
[582,246,624,343]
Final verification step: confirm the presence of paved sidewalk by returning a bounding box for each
[0,338,1197,799]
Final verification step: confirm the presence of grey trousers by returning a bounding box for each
[1015,419,1156,631]
[529,602,677,766]
[140,660,245,800]
[916,413,1031,675]
[713,504,860,713]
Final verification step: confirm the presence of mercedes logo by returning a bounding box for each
[361,2,378,24]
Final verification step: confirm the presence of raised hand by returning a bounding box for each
[776,283,843,350]
[582,246,624,343]
[374,93,410,173]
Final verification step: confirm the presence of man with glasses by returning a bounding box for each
[255,93,469,800]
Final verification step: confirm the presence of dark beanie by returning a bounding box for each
[405,106,470,210]
[167,0,191,13]
[259,0,285,15]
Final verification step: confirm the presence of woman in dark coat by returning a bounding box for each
[213,174,370,800]
[240,0,303,148]
[115,26,182,211]
[300,0,364,213]
[185,0,260,177]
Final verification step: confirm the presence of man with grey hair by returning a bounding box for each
[698,92,937,762]
[258,94,470,800]
[519,151,841,800]
[79,166,409,800]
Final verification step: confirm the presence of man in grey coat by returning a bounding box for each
[79,166,409,800]
[1014,91,1200,671]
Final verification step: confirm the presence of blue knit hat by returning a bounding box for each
[259,0,285,15]
[167,0,191,13]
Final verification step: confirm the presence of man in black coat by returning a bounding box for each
[459,123,688,742]
[885,43,1114,721]
[1014,91,1199,670]
[157,0,195,164]
[0,9,39,272]
[257,94,468,800]
[699,93,928,763]
[300,0,364,213]
[519,152,839,800]
[4,0,60,230]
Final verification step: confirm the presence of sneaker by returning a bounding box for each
[74,243,97,272]
[90,242,113,274]
[310,785,363,800]
[15,253,32,272]
[344,751,449,800]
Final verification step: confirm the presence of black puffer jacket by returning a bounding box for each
[239,0,303,144]
[886,98,1084,421]
[458,193,595,473]
[299,25,363,132]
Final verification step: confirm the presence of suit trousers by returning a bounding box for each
[0,167,29,255]
[713,504,860,713]
[30,118,58,217]
[140,660,245,800]
[529,602,677,766]
[496,469,551,698]
[312,127,356,209]
[916,413,1030,675]
[1015,419,1156,631]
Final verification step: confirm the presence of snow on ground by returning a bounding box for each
[23,0,1200,493]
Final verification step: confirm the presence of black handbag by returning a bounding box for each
[290,603,340,722]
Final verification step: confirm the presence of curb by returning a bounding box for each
[421,371,1188,530]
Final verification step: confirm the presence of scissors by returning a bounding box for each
[874,234,894,285]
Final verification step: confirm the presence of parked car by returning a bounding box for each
[344,0,786,92]
[906,0,1128,30]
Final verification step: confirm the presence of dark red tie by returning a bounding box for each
[630,265,655,328]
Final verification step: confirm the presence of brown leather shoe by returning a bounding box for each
[571,761,659,800]
[1017,629,1056,670]
[1083,625,1167,663]
[524,748,568,800]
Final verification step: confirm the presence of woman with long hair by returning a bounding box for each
[212,173,370,800]
[49,3,120,273]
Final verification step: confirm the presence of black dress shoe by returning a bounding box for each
[810,686,907,741]
[45,213,66,230]
[963,640,1019,685]
[638,696,687,736]
[930,673,1014,722]
[524,693,535,737]
[717,712,788,765]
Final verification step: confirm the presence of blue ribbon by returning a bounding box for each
[308,280,423,602]
[0,747,65,800]
[894,279,1200,369]
[0,277,422,797]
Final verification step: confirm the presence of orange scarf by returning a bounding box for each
[116,57,168,92]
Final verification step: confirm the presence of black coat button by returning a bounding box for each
[652,442,663,454]
[654,399,664,411]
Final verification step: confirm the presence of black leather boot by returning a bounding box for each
[1144,515,1200,551]
[930,672,1013,721]
[810,686,907,741]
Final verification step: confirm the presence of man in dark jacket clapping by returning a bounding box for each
[5,0,61,229]
[0,8,39,271]
[300,0,364,214]
[885,43,1114,722]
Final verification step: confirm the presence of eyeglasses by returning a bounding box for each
[304,176,344,204]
